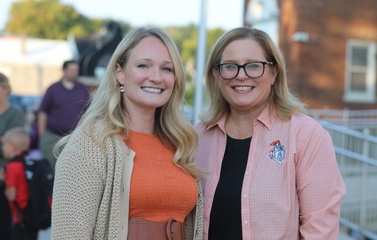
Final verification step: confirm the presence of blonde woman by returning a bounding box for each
[51,28,203,239]
[195,27,346,239]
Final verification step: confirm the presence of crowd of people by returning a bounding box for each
[0,60,90,240]
[0,27,345,240]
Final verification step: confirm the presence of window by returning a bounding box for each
[343,40,376,103]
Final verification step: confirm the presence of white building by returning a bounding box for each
[0,35,73,96]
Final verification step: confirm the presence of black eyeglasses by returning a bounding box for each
[214,61,274,80]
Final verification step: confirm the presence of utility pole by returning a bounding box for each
[193,0,207,124]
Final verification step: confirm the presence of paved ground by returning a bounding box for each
[339,230,356,240]
[38,228,51,240]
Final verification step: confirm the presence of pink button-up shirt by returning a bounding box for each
[195,106,346,239]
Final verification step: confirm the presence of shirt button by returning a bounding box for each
[243,195,247,199]
[245,171,249,175]
[244,220,248,224]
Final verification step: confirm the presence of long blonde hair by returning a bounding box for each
[56,28,201,178]
[201,27,307,125]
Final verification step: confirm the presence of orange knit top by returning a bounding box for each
[127,130,198,223]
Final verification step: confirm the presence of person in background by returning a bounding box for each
[0,73,25,167]
[38,60,90,171]
[0,127,38,240]
[51,27,203,239]
[195,27,346,239]
[0,73,25,240]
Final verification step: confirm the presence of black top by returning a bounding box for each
[208,135,251,240]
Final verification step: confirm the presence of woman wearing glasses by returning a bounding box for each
[195,27,346,239]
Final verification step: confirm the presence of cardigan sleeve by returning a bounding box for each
[51,128,107,239]
[184,178,204,240]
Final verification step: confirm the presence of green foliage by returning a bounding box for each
[207,28,225,54]
[164,24,197,53]
[165,26,225,105]
[184,82,196,106]
[3,0,226,106]
[164,25,225,63]
[117,21,132,36]
[5,0,103,39]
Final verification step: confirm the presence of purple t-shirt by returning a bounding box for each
[39,80,90,136]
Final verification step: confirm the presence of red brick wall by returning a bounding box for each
[279,0,377,110]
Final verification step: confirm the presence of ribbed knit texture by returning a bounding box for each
[128,130,198,223]
[51,123,204,239]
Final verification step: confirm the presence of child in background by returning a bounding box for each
[0,127,38,240]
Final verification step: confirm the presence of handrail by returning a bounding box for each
[319,119,377,240]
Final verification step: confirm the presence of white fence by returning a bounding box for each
[310,109,377,130]
[317,119,377,240]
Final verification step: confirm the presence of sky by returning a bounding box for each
[0,0,244,31]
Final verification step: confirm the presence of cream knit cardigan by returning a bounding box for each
[51,123,203,239]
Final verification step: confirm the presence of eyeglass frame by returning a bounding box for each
[214,61,275,80]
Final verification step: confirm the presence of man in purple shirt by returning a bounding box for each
[38,60,90,171]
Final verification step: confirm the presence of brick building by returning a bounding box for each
[244,0,377,110]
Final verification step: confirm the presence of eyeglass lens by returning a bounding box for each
[219,62,266,79]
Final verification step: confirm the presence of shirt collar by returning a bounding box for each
[205,103,278,132]
[256,104,277,131]
[206,115,227,134]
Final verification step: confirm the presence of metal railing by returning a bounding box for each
[310,109,377,130]
[319,120,377,240]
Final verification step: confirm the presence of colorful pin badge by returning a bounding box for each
[269,140,285,165]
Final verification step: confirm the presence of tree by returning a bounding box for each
[5,0,103,39]
[165,25,225,105]
[4,0,225,105]
[117,21,132,36]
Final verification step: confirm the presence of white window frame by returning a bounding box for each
[343,40,376,103]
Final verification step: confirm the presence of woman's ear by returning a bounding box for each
[271,65,278,79]
[211,66,219,79]
[115,64,125,85]
[270,65,278,85]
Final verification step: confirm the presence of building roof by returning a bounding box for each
[0,35,73,66]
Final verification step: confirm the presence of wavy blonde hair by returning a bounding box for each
[56,27,202,178]
[201,27,307,125]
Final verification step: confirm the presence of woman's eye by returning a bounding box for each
[247,63,261,69]
[224,64,237,70]
[162,67,173,72]
[137,64,148,68]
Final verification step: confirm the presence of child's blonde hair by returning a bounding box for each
[2,127,30,153]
